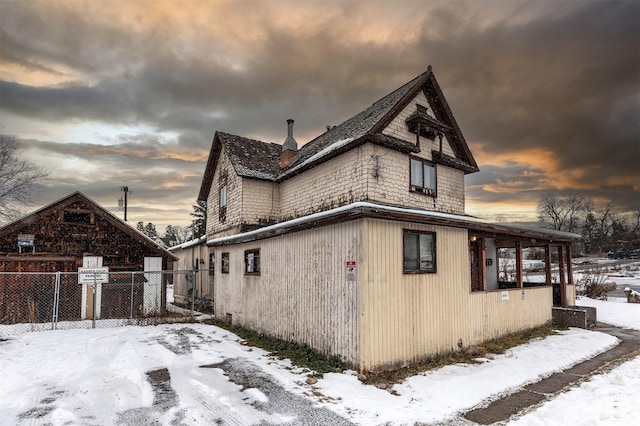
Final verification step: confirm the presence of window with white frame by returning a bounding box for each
[403,230,436,273]
[244,249,260,275]
[410,157,436,195]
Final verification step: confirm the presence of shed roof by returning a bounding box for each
[0,191,177,261]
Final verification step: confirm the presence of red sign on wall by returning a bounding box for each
[345,261,356,282]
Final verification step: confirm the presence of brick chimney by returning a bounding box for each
[281,119,298,169]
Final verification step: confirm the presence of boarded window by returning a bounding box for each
[403,230,436,273]
[244,249,260,275]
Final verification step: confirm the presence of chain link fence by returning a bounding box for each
[0,270,199,337]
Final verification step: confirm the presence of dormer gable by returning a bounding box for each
[278,66,479,179]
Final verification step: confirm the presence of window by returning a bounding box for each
[209,253,215,275]
[219,185,227,208]
[410,157,436,195]
[403,230,436,273]
[221,252,229,273]
[64,210,93,224]
[219,184,228,222]
[244,249,260,275]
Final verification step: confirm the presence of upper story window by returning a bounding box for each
[410,157,436,196]
[244,249,260,275]
[403,230,436,273]
[219,184,228,222]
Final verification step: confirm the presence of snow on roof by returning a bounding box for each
[284,137,355,175]
[169,234,207,251]
[207,202,581,246]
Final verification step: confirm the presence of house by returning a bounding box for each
[197,67,581,372]
[0,192,177,322]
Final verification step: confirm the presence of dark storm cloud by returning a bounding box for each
[1,0,638,226]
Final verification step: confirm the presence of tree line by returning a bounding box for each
[537,193,640,255]
[136,200,207,248]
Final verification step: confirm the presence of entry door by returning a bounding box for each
[470,238,484,292]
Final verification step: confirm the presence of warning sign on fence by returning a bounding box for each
[78,267,109,284]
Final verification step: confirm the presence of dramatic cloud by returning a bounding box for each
[1,0,638,230]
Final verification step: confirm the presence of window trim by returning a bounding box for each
[409,156,437,196]
[403,229,437,274]
[221,252,229,274]
[244,249,260,276]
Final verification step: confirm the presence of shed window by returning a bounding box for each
[244,249,260,275]
[64,211,93,225]
[410,157,436,195]
[403,230,436,273]
[221,252,229,273]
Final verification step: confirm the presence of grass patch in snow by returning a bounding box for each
[363,323,559,388]
[204,319,344,375]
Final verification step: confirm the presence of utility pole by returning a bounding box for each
[120,186,129,221]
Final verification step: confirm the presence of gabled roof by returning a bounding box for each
[198,67,479,200]
[198,132,282,200]
[0,191,177,261]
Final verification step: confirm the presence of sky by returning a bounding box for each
[1,0,639,232]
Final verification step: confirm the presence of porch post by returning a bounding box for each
[516,240,523,288]
[558,245,567,306]
[544,245,552,285]
[566,244,574,284]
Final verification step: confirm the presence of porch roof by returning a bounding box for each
[207,202,581,246]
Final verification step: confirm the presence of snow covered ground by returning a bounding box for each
[1,282,639,425]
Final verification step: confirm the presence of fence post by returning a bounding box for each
[92,276,97,329]
[191,269,196,317]
[130,272,135,319]
[52,271,61,330]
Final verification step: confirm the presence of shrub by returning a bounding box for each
[576,266,617,300]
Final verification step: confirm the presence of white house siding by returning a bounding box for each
[241,179,280,225]
[207,147,243,237]
[364,145,465,215]
[360,219,554,372]
[279,146,368,219]
[278,143,465,220]
[213,221,362,367]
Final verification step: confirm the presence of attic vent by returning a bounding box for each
[417,104,428,114]
[64,210,93,225]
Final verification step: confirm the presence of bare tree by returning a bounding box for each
[537,193,592,233]
[0,136,48,223]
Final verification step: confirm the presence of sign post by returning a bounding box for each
[78,267,108,327]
